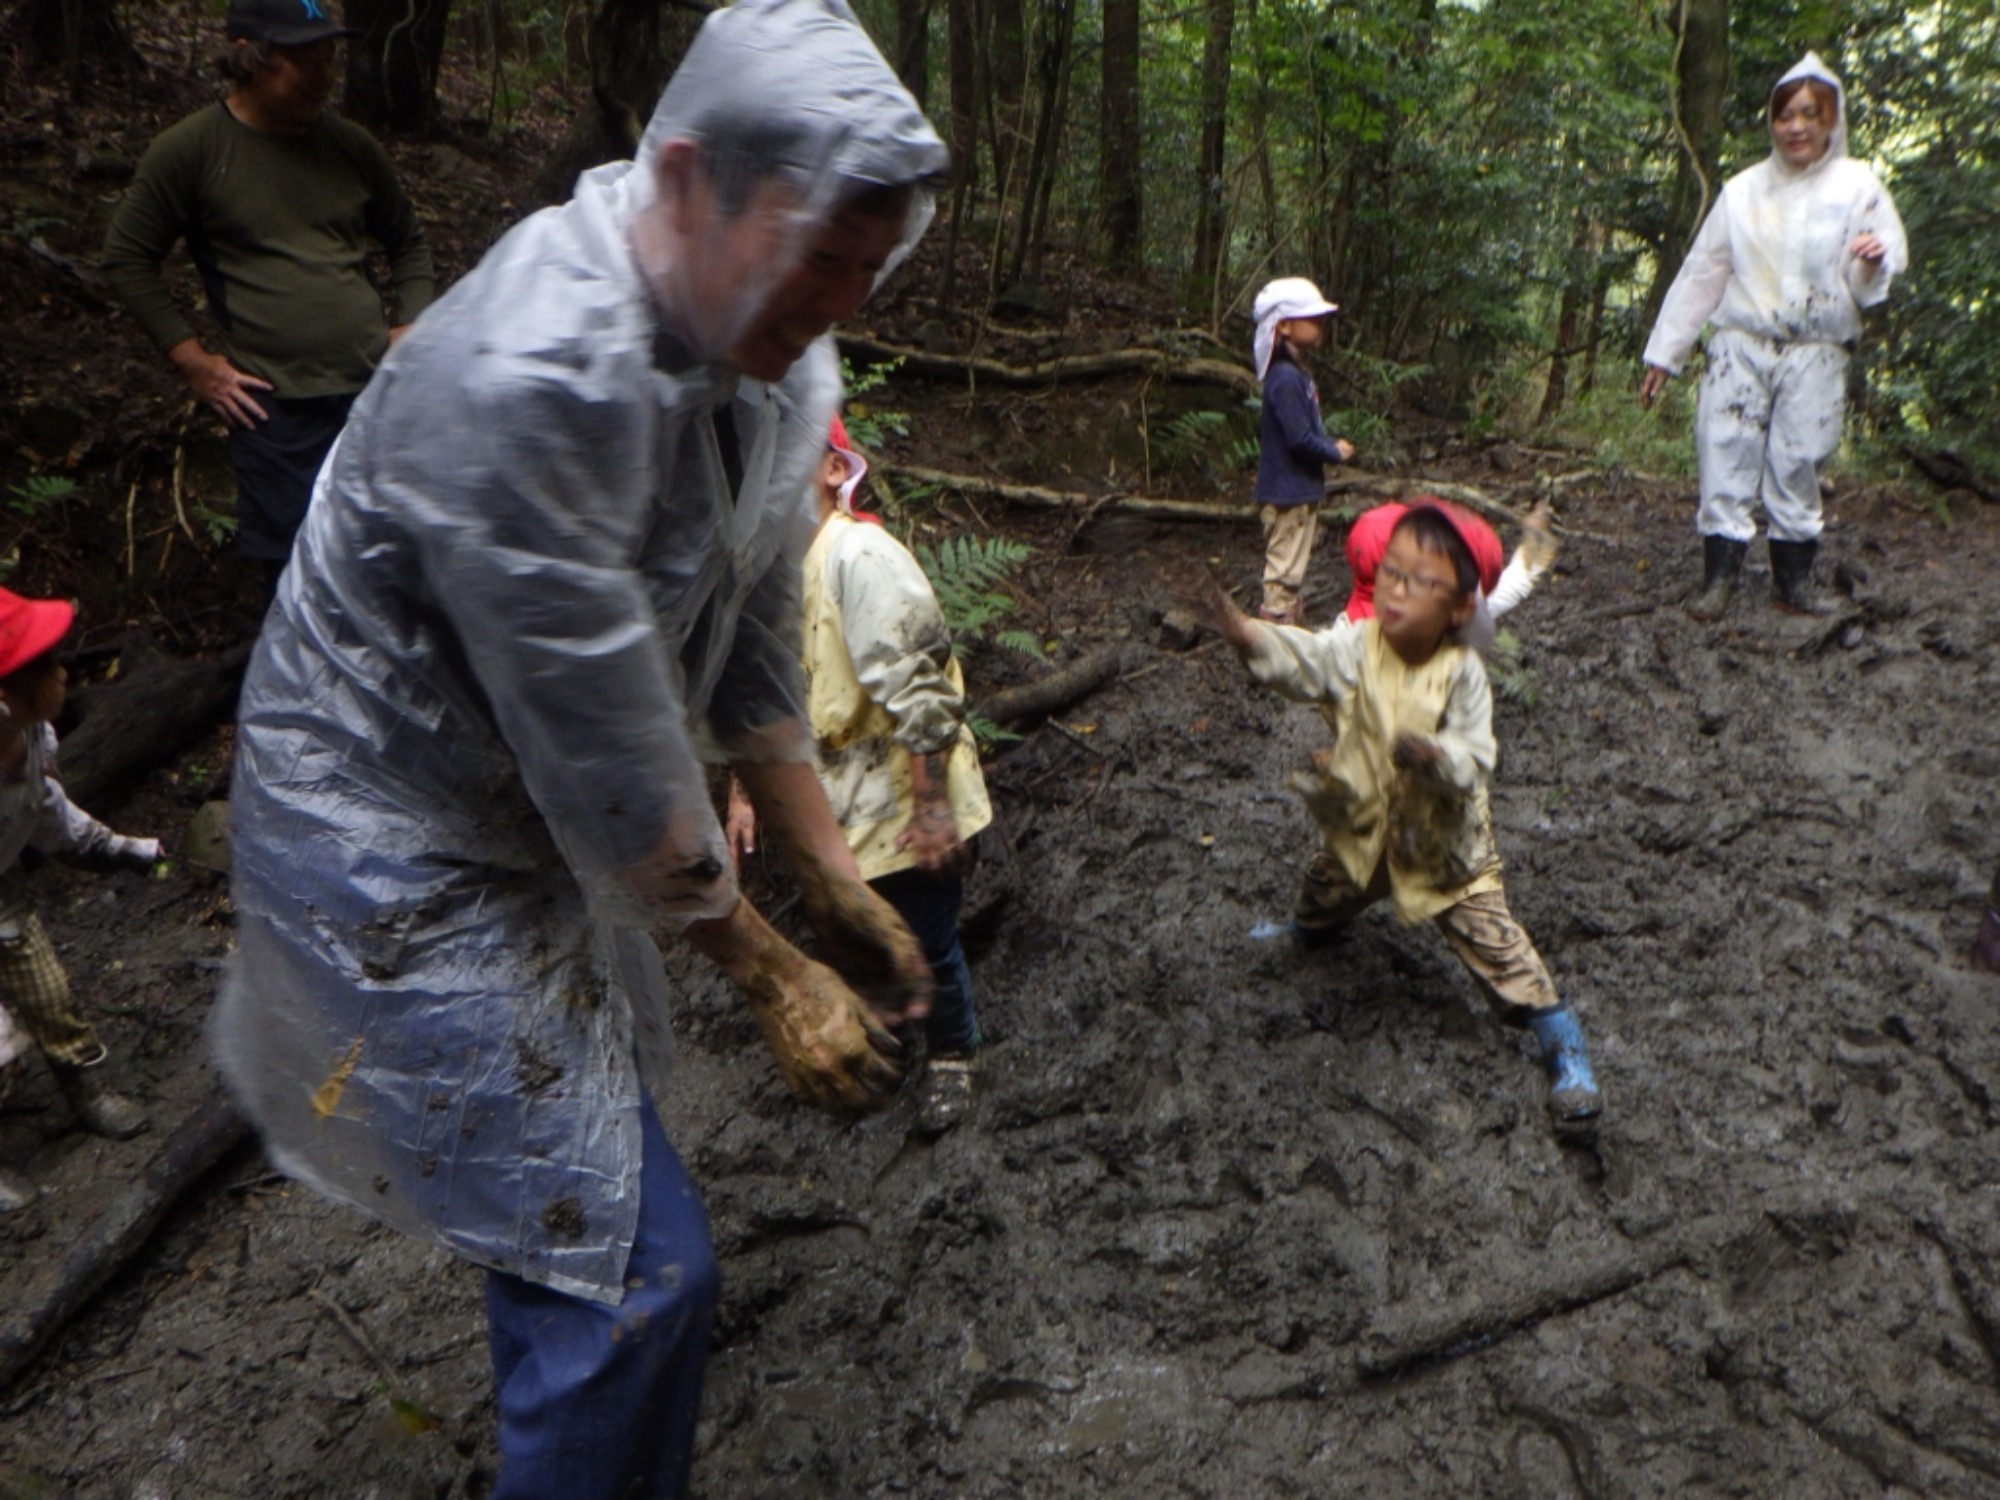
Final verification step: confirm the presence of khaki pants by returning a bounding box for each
[1294,852,1559,1019]
[0,876,100,1069]
[1260,503,1317,620]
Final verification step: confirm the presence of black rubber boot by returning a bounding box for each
[1687,535,1748,622]
[1770,538,1834,616]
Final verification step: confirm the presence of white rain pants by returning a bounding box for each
[1695,328,1847,544]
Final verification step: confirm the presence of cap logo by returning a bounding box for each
[300,0,327,18]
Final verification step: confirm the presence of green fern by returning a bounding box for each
[7,475,78,519]
[914,534,1036,655]
[966,712,1022,748]
[1488,627,1538,707]
[1158,409,1229,473]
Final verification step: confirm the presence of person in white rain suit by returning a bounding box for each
[1640,52,1906,620]
[212,2,948,1495]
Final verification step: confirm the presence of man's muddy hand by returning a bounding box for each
[741,946,907,1115]
[796,864,933,1026]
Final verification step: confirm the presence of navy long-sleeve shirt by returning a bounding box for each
[1255,358,1347,506]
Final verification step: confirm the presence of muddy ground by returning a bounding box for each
[1,449,1998,1497]
[6,14,2000,1493]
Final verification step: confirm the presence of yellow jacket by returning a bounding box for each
[801,513,992,880]
[1245,617,1502,923]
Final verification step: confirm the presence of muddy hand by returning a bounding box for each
[1195,565,1259,652]
[741,946,907,1115]
[796,863,933,1026]
[1638,365,1669,410]
[1392,732,1442,771]
[1518,499,1559,573]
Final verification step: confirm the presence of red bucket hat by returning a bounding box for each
[0,589,73,679]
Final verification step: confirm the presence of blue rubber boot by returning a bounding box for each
[1527,1004,1602,1126]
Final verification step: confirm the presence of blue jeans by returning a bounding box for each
[871,866,980,1054]
[484,1092,719,1500]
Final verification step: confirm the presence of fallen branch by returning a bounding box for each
[877,462,1624,545]
[1354,1209,1746,1381]
[975,643,1140,725]
[838,334,1260,401]
[0,1095,250,1391]
[1901,444,2000,505]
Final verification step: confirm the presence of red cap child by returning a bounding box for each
[1341,500,1503,622]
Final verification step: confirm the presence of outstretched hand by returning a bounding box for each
[1195,566,1260,653]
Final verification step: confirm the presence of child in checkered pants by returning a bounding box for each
[0,587,163,1211]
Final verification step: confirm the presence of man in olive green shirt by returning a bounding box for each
[102,0,434,575]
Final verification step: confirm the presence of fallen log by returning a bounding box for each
[1354,1209,1750,1381]
[975,643,1140,725]
[1901,444,2000,505]
[838,334,1261,402]
[58,635,249,810]
[880,463,1250,521]
[0,1094,251,1391]
[880,462,1628,547]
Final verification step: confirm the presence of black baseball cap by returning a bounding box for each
[225,0,356,44]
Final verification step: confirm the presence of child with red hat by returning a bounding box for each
[0,588,164,1210]
[729,417,993,1131]
[1338,498,1559,653]
[1203,503,1602,1131]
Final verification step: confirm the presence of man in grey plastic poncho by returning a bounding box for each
[1640,52,1907,621]
[214,2,948,1493]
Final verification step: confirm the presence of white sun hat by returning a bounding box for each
[1252,277,1339,381]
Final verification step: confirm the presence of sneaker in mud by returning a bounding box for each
[918,1054,976,1136]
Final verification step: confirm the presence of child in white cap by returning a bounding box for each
[1252,277,1355,623]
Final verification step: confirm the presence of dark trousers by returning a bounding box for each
[227,392,355,562]
[871,866,981,1054]
[484,1091,720,1500]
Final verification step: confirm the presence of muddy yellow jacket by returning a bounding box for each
[802,513,992,880]
[1246,617,1501,923]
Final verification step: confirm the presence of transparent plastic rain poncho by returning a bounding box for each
[1643,52,1908,375]
[213,0,947,1304]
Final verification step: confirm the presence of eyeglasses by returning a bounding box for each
[1377,560,1457,599]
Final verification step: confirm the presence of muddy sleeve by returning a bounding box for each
[353,129,436,321]
[1433,655,1497,793]
[1642,194,1736,374]
[1844,169,1906,309]
[100,127,202,357]
[832,528,965,755]
[1243,618,1363,705]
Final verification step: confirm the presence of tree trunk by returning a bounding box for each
[988,0,1029,199]
[896,0,931,106]
[1187,0,1235,306]
[26,0,135,98]
[1537,209,1593,424]
[526,0,704,207]
[1006,0,1075,286]
[1098,0,1141,271]
[947,0,981,196]
[1640,0,1729,340]
[343,0,454,135]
